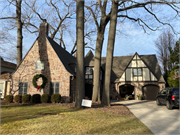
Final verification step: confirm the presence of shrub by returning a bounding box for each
[14,95,22,103]
[51,94,61,103]
[41,93,51,103]
[31,94,41,103]
[4,95,13,103]
[22,94,31,103]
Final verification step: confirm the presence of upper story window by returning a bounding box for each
[133,68,142,76]
[85,67,93,79]
[19,82,28,95]
[36,60,44,70]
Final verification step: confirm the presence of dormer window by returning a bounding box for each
[36,60,44,70]
[133,68,142,76]
[85,67,93,79]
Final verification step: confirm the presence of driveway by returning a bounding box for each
[112,100,180,135]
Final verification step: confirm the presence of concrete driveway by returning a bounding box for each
[112,100,180,135]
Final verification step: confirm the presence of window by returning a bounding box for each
[86,67,93,74]
[85,67,93,79]
[133,68,142,76]
[50,82,59,94]
[36,60,44,70]
[19,82,28,95]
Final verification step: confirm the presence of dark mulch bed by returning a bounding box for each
[0,100,133,116]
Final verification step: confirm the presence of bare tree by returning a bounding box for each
[85,0,111,102]
[155,30,175,73]
[0,0,23,65]
[102,0,118,106]
[75,0,85,108]
[86,0,180,103]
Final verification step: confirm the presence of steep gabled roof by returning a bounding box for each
[46,36,76,75]
[101,56,133,82]
[85,50,94,66]
[86,53,165,83]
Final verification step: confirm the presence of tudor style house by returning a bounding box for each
[11,21,165,102]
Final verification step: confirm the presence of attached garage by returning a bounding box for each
[142,85,160,100]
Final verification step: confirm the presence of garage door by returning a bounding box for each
[142,85,159,100]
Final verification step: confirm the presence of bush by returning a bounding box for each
[41,93,51,103]
[4,95,13,103]
[51,94,61,103]
[31,94,41,103]
[22,94,31,103]
[14,95,22,103]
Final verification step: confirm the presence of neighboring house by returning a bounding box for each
[0,57,16,98]
[11,21,165,102]
[84,51,165,100]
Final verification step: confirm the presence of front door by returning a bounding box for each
[85,83,93,100]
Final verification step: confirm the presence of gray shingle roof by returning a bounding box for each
[47,37,76,75]
[86,53,165,83]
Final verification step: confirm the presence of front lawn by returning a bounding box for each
[1,104,152,134]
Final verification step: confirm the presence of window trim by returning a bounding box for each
[19,82,28,95]
[132,68,142,76]
[50,82,60,94]
[85,67,93,80]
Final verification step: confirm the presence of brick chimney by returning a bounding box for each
[39,19,49,38]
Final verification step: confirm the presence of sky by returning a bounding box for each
[1,0,180,63]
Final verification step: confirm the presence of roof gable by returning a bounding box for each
[118,53,159,82]
[85,50,94,66]
[46,36,76,75]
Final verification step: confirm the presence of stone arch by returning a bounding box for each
[119,84,135,99]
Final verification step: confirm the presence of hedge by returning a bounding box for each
[22,94,31,103]
[14,95,22,103]
[41,93,51,103]
[31,94,41,103]
[51,94,61,103]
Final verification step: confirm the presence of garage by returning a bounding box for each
[142,85,159,100]
[119,84,135,100]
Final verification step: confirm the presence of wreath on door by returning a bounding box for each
[32,74,47,91]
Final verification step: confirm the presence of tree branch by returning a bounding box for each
[85,5,99,30]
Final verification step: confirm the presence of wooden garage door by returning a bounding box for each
[143,85,159,100]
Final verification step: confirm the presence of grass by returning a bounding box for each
[1,104,153,134]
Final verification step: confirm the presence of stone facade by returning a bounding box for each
[109,81,165,100]
[12,28,72,98]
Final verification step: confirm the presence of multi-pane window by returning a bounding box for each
[50,82,59,94]
[19,82,28,95]
[85,67,93,79]
[133,68,142,76]
[36,60,44,70]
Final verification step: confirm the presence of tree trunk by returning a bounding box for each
[102,1,118,106]
[16,0,23,66]
[92,29,105,102]
[75,0,85,108]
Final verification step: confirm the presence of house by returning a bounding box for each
[84,51,165,100]
[0,57,16,98]
[11,21,165,102]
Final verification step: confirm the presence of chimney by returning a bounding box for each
[39,19,49,38]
